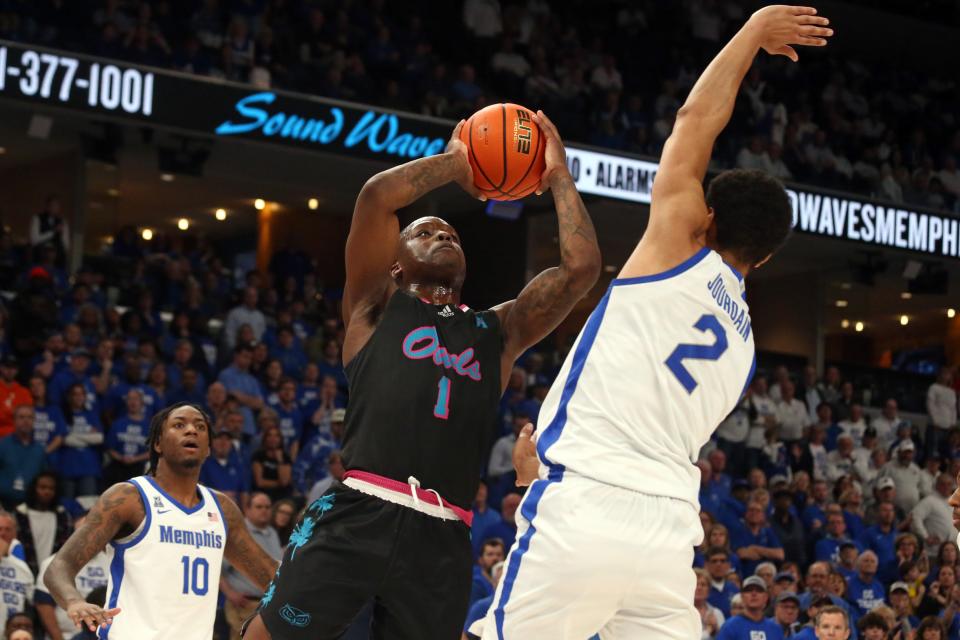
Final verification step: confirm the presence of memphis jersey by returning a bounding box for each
[98,476,227,640]
[536,247,755,508]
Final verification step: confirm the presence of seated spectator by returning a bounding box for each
[912,473,957,550]
[470,538,505,607]
[916,564,956,618]
[48,348,96,413]
[888,581,920,629]
[304,451,344,506]
[251,425,292,503]
[881,440,924,514]
[462,561,504,640]
[799,561,851,613]
[815,510,862,563]
[838,404,867,447]
[0,406,46,509]
[704,547,739,618]
[846,550,886,618]
[482,493,520,554]
[27,376,65,461]
[146,362,169,410]
[694,567,725,639]
[105,359,159,420]
[167,368,205,406]
[34,511,108,640]
[736,137,773,173]
[270,326,307,379]
[270,378,303,460]
[200,428,248,508]
[732,500,784,576]
[218,343,264,438]
[0,513,34,629]
[104,390,150,485]
[271,498,297,547]
[840,489,866,541]
[59,384,103,499]
[13,472,70,576]
[0,357,31,438]
[223,288,266,351]
[856,611,889,640]
[826,435,857,482]
[716,575,780,639]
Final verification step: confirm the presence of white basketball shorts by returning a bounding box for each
[478,473,703,640]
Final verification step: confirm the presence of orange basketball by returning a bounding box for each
[459,103,546,201]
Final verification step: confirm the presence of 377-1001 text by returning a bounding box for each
[0,45,154,116]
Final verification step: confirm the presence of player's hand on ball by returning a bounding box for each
[532,111,568,195]
[747,6,832,62]
[447,119,486,201]
[513,423,540,487]
[67,601,120,631]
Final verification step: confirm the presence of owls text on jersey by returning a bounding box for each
[98,476,228,640]
[535,247,756,508]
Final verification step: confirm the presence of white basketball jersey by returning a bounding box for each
[98,476,227,640]
[536,248,755,508]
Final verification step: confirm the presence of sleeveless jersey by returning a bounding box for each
[98,476,227,640]
[342,289,503,509]
[536,248,756,508]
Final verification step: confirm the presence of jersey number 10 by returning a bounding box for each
[664,314,729,393]
[180,555,210,596]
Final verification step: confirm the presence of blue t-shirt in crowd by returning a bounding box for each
[814,535,862,563]
[271,402,304,450]
[218,366,262,436]
[463,595,492,637]
[482,521,517,556]
[846,574,886,617]
[106,382,160,418]
[844,510,866,541]
[469,566,495,607]
[199,451,248,497]
[165,364,207,396]
[292,432,338,494]
[32,404,67,449]
[859,525,897,569]
[802,503,827,531]
[731,523,783,576]
[0,435,45,503]
[272,345,308,379]
[48,370,98,413]
[717,615,784,640]
[700,485,725,520]
[709,581,739,618]
[297,385,320,416]
[106,415,150,457]
[60,410,102,479]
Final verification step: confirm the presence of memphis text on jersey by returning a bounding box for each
[707,273,751,341]
[159,525,224,550]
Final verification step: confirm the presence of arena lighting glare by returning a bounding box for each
[141,228,153,241]
[0,147,6,154]
[177,218,189,231]
[603,265,618,273]
[854,321,864,332]
[841,319,850,329]
[900,315,909,326]
[308,198,319,210]
[949,308,956,319]
[254,199,266,210]
[835,300,848,308]
[161,173,175,182]
[900,292,912,300]
[215,208,227,221]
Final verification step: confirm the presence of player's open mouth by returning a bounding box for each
[183,441,199,451]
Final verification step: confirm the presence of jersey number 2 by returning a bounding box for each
[664,314,729,393]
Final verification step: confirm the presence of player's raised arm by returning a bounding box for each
[494,111,601,377]
[343,121,483,326]
[44,482,142,631]
[634,6,831,267]
[217,490,279,591]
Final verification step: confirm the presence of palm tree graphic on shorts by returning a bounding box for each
[288,492,336,560]
[260,582,276,608]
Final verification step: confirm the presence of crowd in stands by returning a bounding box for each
[2,0,959,217]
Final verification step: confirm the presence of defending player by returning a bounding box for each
[484,6,832,639]
[43,403,279,639]
[244,113,599,639]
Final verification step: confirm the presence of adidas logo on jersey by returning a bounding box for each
[438,305,455,318]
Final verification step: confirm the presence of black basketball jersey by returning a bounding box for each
[341,289,504,510]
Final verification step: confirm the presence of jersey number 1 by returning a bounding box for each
[664,314,729,393]
[434,376,451,420]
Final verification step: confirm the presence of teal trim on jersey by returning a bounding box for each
[610,246,710,286]
[144,474,207,515]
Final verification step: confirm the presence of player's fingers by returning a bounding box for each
[518,423,535,441]
[535,110,560,138]
[799,25,833,37]
[451,119,465,139]
[536,170,553,196]
[796,36,828,46]
[791,6,818,15]
[775,45,800,61]
[798,15,829,25]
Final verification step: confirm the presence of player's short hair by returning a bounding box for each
[706,169,792,266]
[815,605,849,629]
[147,402,213,474]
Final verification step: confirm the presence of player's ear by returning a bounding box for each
[389,261,402,282]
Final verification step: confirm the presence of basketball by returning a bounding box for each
[459,103,546,201]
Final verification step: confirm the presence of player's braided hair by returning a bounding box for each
[147,402,213,475]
